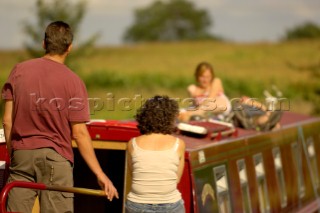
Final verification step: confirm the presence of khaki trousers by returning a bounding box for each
[7,148,73,213]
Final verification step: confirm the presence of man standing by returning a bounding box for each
[1,21,118,213]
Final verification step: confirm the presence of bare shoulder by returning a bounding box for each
[187,84,197,94]
[213,77,222,84]
[212,78,224,91]
[160,135,180,148]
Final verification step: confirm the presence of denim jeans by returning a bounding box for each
[125,199,185,213]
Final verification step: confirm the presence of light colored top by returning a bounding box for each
[194,90,210,106]
[216,93,232,116]
[127,137,182,204]
[188,77,232,116]
[190,86,232,116]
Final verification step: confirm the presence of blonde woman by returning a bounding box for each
[179,62,231,122]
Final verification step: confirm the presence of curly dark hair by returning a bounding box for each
[135,95,179,135]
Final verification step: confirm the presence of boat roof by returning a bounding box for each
[176,111,318,152]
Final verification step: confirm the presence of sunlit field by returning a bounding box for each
[1,40,319,120]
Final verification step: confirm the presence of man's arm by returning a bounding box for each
[2,100,13,156]
[71,122,119,201]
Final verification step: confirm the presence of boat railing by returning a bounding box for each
[0,181,106,213]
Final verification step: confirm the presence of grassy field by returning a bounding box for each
[1,39,319,120]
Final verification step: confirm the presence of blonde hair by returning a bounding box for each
[194,62,215,83]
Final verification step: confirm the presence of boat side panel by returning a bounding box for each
[186,119,320,213]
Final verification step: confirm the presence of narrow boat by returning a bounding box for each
[1,111,320,213]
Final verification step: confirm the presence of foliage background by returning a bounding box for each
[1,0,319,122]
[1,39,319,121]
[123,0,215,42]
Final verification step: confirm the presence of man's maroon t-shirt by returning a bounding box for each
[1,57,90,163]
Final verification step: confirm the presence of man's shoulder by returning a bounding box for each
[16,58,64,70]
[64,69,83,82]
[17,57,83,81]
[15,58,41,67]
[62,69,86,89]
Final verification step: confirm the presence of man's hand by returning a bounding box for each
[97,173,119,201]
[71,122,119,201]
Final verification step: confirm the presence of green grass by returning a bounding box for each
[1,39,320,120]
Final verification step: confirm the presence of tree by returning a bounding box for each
[283,22,320,40]
[23,0,99,64]
[123,0,216,42]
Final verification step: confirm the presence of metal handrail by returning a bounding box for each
[0,181,106,213]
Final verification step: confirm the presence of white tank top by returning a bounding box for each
[126,137,182,204]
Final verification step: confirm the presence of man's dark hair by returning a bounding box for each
[44,21,73,55]
[135,95,179,135]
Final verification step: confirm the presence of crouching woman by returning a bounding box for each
[125,95,186,213]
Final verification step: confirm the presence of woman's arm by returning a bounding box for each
[127,139,134,174]
[208,78,224,99]
[179,78,227,121]
[177,139,186,183]
[201,78,229,113]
